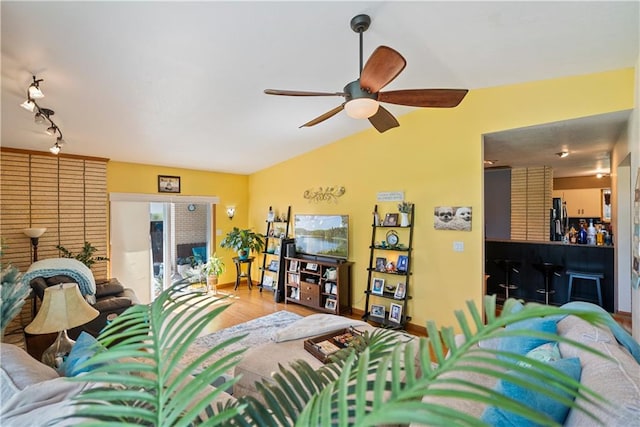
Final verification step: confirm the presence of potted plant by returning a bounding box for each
[398,201,412,226]
[203,253,225,293]
[220,227,265,260]
[56,241,109,270]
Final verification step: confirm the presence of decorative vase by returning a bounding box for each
[400,212,410,227]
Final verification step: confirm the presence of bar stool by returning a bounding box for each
[567,270,604,307]
[494,259,520,300]
[532,262,564,305]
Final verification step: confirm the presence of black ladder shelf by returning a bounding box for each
[362,203,415,329]
[258,206,292,302]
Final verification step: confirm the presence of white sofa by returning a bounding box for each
[417,314,640,426]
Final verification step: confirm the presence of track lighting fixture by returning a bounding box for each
[20,75,65,154]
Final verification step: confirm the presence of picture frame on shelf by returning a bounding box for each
[158,175,180,193]
[268,260,279,272]
[325,298,337,310]
[389,302,402,323]
[262,276,274,288]
[383,213,399,226]
[375,257,387,272]
[289,260,298,272]
[394,282,406,299]
[396,255,409,273]
[370,304,385,318]
[372,278,385,295]
[306,263,318,272]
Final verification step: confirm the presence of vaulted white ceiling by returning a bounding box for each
[1,1,638,175]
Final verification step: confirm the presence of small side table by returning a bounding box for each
[233,256,255,290]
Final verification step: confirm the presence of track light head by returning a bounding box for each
[21,99,36,112]
[28,76,44,99]
[49,143,61,155]
[46,125,57,136]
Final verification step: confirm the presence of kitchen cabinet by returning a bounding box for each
[553,189,602,218]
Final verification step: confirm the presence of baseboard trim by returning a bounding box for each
[350,307,427,337]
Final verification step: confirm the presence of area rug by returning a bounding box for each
[181,310,303,376]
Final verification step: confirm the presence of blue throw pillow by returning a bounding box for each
[481,357,582,427]
[497,317,557,360]
[59,332,106,377]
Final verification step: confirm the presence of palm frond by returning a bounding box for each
[231,296,612,426]
[65,281,245,426]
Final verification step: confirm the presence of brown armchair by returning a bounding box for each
[29,276,139,339]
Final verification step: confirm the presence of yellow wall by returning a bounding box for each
[249,68,635,329]
[107,161,249,284]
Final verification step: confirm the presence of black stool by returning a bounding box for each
[567,270,604,306]
[533,263,564,305]
[494,259,520,300]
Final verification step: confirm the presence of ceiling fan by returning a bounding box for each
[264,14,469,133]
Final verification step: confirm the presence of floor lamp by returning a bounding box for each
[25,283,99,369]
[23,227,46,263]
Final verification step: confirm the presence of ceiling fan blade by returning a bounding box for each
[265,89,345,97]
[360,46,407,93]
[300,104,345,128]
[368,105,399,133]
[378,89,468,108]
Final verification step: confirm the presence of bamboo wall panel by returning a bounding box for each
[0,149,108,279]
[510,166,552,241]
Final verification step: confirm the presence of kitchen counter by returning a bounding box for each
[485,239,614,312]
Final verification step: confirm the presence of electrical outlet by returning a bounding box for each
[453,241,464,252]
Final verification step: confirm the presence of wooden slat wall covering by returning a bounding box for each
[510,166,552,241]
[0,149,108,280]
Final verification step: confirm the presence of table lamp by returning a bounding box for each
[25,283,99,369]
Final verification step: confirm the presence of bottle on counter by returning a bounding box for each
[587,219,596,245]
[569,225,577,244]
[596,226,604,246]
[578,223,588,244]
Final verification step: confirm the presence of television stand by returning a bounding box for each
[283,256,353,315]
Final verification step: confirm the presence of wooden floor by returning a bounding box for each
[198,283,321,335]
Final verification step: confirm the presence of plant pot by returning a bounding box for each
[238,248,249,260]
[207,275,218,294]
[400,212,410,227]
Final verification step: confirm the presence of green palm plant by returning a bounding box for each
[229,297,610,426]
[67,293,611,426]
[64,281,246,426]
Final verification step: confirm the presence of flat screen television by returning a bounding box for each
[294,214,349,260]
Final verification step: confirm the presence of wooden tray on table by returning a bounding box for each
[303,327,364,363]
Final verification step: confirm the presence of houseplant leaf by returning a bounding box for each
[65,280,245,426]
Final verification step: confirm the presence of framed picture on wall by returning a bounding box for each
[158,175,181,193]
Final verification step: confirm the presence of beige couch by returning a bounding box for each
[0,343,235,426]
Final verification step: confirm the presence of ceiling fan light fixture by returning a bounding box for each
[344,98,379,119]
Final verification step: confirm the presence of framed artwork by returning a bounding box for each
[375,257,387,272]
[389,302,403,323]
[434,206,472,231]
[262,276,274,288]
[394,282,406,299]
[268,260,279,271]
[158,175,180,193]
[325,298,337,310]
[396,255,409,273]
[372,278,385,295]
[383,213,399,226]
[370,304,385,318]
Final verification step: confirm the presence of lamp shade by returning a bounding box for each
[23,227,46,238]
[25,283,99,334]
